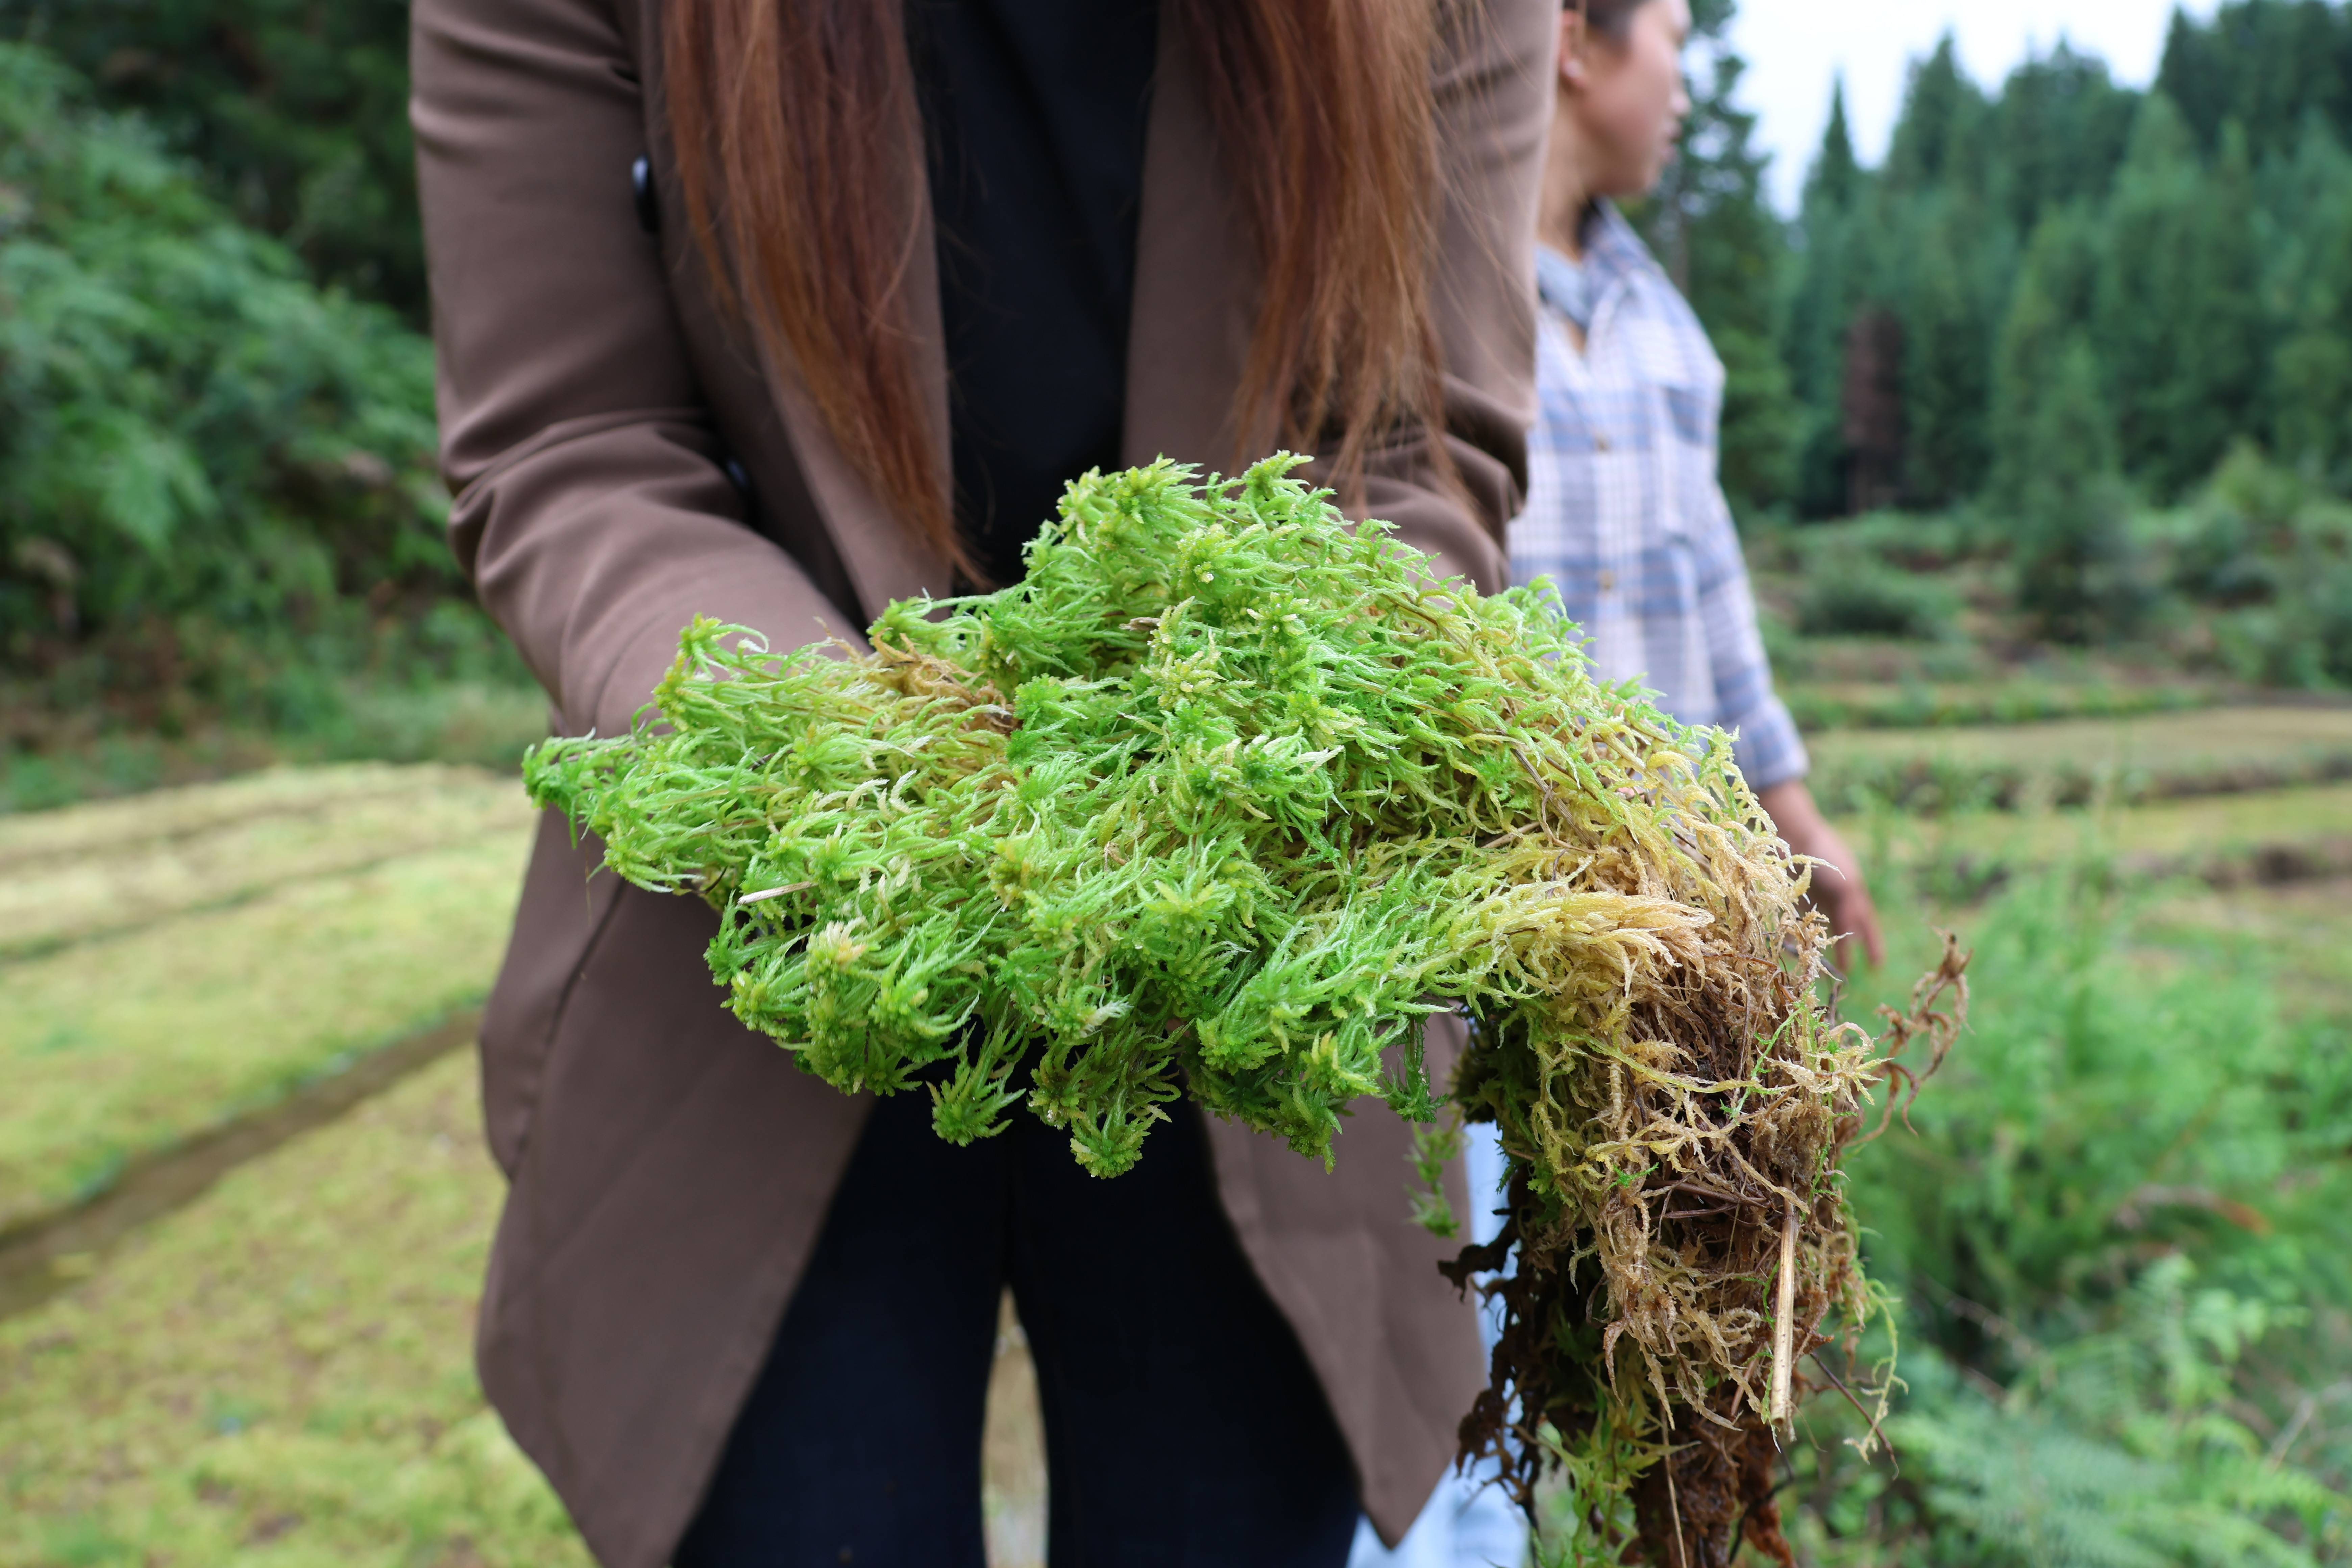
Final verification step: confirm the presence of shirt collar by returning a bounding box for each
[1533,246,1588,325]
[1580,200,1652,287]
[1536,201,1650,320]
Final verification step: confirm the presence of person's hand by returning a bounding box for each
[1754,779,1885,971]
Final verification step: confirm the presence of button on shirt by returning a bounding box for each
[1507,204,1808,789]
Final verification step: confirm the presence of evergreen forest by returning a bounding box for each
[1649,0,2352,521]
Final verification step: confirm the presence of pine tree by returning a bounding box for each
[1984,44,2138,236]
[2267,118,2352,474]
[1783,82,1868,517]
[1883,37,1988,198]
[2157,0,2352,163]
[1896,197,1994,508]
[1989,208,2103,509]
[2010,336,2136,640]
[2094,98,2264,496]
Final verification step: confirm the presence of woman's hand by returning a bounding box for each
[1755,779,1886,971]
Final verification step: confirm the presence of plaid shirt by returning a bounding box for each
[1507,204,1808,790]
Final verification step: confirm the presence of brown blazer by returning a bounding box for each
[411,2,1552,1562]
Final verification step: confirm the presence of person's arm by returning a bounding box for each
[1755,779,1883,969]
[1344,0,1558,597]
[412,0,858,742]
[1689,477,1886,967]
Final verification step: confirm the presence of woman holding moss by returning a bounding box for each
[411,1,1552,1563]
[1511,0,1884,968]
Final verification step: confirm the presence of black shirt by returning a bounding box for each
[905,0,1161,588]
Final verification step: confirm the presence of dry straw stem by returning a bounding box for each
[524,457,1965,1559]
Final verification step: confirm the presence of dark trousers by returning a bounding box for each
[674,1085,1361,1568]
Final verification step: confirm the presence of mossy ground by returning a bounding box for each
[0,772,532,1232]
[0,762,1044,1568]
[0,1053,587,1568]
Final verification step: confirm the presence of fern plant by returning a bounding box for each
[1888,1261,2342,1566]
[0,40,445,678]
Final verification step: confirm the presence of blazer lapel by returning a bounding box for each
[1123,5,1258,475]
[759,208,957,618]
[634,0,955,624]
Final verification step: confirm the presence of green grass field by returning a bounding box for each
[0,770,533,1235]
[0,681,552,818]
[1784,675,2223,731]
[0,1053,588,1568]
[0,764,530,961]
[1811,703,2352,773]
[1807,703,2352,811]
[1855,779,2352,877]
[0,761,1046,1568]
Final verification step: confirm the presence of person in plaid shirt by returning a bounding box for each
[1512,0,1882,967]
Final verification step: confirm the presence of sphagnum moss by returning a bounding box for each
[524,456,1964,1561]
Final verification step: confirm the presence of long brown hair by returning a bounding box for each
[663,0,1445,584]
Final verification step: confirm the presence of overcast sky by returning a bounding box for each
[1724,0,2220,211]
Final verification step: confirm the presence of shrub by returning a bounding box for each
[1797,550,1965,639]
[0,40,444,640]
[0,0,421,316]
[2169,444,2352,687]
[0,40,518,767]
[1791,869,2352,1562]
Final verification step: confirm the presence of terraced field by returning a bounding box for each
[0,766,534,1239]
[1831,717,2352,1014]
[1809,702,2352,812]
[1859,780,2352,888]
[0,713,2344,1567]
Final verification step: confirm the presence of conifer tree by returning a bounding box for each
[1883,37,1987,197]
[2009,336,2136,639]
[2157,0,2352,162]
[2094,98,2264,496]
[1876,45,1996,509]
[1988,208,2103,510]
[2265,117,2352,476]
[1895,200,1994,508]
[1984,44,2137,235]
[1782,82,1869,517]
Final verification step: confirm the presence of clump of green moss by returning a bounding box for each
[524,456,1961,1560]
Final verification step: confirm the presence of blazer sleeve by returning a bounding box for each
[1350,0,1553,596]
[412,0,857,740]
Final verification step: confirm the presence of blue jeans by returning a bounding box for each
[675,1084,1360,1568]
